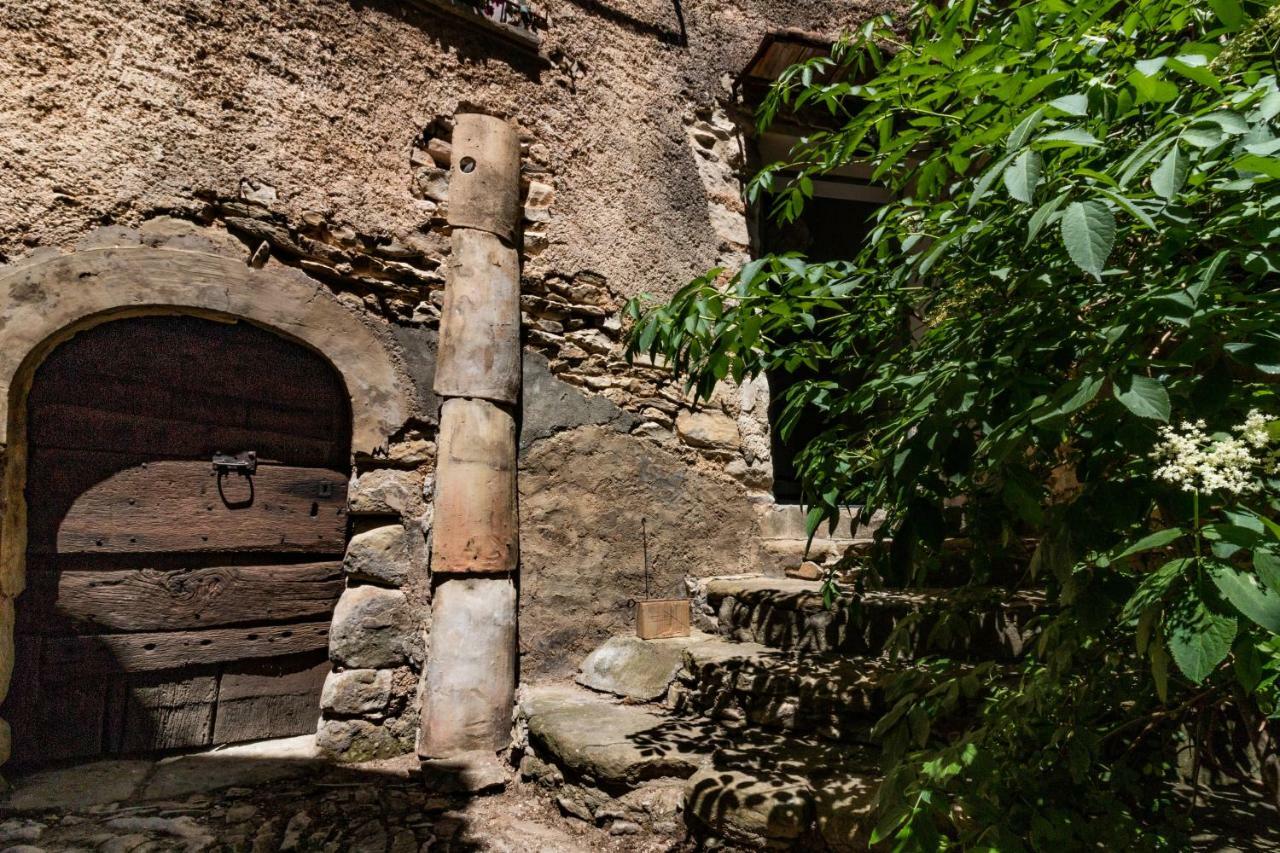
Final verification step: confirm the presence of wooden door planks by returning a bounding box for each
[118,670,219,753]
[46,461,348,554]
[42,620,331,673]
[12,314,354,763]
[19,561,343,633]
[213,654,330,743]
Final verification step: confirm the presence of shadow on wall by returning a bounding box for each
[349,0,547,78]
[561,0,687,45]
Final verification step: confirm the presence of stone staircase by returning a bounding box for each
[516,575,1041,849]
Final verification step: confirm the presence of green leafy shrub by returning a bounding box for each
[627,0,1280,846]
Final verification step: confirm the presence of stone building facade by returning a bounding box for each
[0,0,889,771]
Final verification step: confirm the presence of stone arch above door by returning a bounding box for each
[0,246,416,457]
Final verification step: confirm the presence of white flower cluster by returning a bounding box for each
[1151,410,1277,495]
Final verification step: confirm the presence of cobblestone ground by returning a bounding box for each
[0,754,682,853]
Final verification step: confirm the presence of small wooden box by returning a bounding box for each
[636,598,691,640]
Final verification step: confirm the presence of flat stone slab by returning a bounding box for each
[576,632,710,701]
[522,685,711,787]
[2,759,152,812]
[142,734,323,800]
[704,576,822,603]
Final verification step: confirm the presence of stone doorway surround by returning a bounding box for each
[0,243,422,773]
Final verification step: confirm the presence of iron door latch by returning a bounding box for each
[211,450,257,476]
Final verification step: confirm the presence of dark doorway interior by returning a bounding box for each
[6,316,352,765]
[760,192,882,502]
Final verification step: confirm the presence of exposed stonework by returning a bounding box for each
[348,468,425,517]
[576,634,708,702]
[328,586,423,671]
[321,669,394,717]
[316,717,416,762]
[344,524,415,588]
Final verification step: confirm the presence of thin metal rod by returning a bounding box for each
[642,516,650,599]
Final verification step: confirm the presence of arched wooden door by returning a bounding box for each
[6,316,351,764]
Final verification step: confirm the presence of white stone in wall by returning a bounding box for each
[329,586,421,670]
[321,668,393,716]
[675,409,741,451]
[343,524,412,587]
[348,468,421,516]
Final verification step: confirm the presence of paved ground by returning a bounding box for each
[0,738,683,853]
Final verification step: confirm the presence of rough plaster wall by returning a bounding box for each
[518,424,759,678]
[0,0,888,300]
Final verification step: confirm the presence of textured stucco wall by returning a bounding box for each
[0,0,884,300]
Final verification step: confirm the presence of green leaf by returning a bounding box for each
[1151,145,1189,200]
[968,151,1019,210]
[1096,189,1156,229]
[1005,107,1045,150]
[1209,561,1280,632]
[1234,154,1280,178]
[1112,374,1171,422]
[1002,149,1043,203]
[1025,195,1066,246]
[1049,94,1088,116]
[1036,127,1102,148]
[1207,0,1244,29]
[1255,547,1280,594]
[1060,200,1115,279]
[1122,557,1192,622]
[1168,57,1221,92]
[1182,125,1224,149]
[1116,528,1184,560]
[1166,587,1237,683]
[1150,640,1171,702]
[1243,137,1280,157]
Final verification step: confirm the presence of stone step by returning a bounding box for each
[703,576,1042,659]
[670,639,895,743]
[518,684,880,849]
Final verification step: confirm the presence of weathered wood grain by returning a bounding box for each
[433,229,521,404]
[43,620,332,673]
[30,404,339,465]
[23,562,343,632]
[120,671,218,752]
[446,113,521,243]
[45,461,348,554]
[213,654,329,743]
[431,399,518,573]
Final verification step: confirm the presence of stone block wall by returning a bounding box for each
[317,471,431,761]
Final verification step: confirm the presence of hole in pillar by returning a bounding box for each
[310,502,319,517]
[460,156,476,173]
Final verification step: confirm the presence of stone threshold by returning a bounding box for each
[0,734,342,813]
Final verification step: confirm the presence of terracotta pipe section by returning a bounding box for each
[418,112,522,762]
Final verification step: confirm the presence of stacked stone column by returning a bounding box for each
[418,113,522,764]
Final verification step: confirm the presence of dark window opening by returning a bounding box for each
[760,191,883,503]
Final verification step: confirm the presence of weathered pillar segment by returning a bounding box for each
[419,112,522,767]
[432,398,519,573]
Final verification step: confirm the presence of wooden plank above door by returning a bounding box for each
[18,561,343,633]
[43,620,332,672]
[42,461,348,554]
